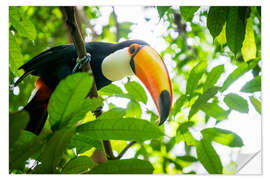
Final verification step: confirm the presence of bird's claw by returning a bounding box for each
[72,53,91,73]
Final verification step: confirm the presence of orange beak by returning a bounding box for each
[130,46,173,125]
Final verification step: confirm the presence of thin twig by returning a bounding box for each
[77,6,99,41]
[112,7,120,42]
[115,141,136,160]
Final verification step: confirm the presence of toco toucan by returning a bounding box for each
[15,40,173,135]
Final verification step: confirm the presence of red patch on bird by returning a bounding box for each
[35,78,52,101]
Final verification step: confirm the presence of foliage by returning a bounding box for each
[89,159,154,174]
[9,6,261,174]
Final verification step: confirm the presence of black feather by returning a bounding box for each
[16,40,149,135]
[15,40,149,90]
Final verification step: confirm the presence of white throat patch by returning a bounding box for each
[101,47,135,81]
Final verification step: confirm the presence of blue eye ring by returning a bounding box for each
[129,45,136,54]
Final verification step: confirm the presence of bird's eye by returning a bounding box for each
[130,46,136,54]
[128,44,139,56]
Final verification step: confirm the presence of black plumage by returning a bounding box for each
[17,40,148,90]
[16,40,148,134]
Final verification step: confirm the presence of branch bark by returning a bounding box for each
[60,6,107,163]
[61,6,133,162]
[103,140,115,160]
[60,7,88,60]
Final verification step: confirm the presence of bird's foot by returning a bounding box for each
[72,53,92,73]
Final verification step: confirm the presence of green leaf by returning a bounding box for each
[125,81,148,104]
[176,121,197,146]
[99,82,147,104]
[224,93,249,113]
[201,128,244,147]
[179,6,200,22]
[203,65,225,92]
[200,103,230,121]
[216,24,227,45]
[48,72,92,130]
[109,13,115,26]
[126,100,142,118]
[135,146,148,159]
[157,6,170,18]
[165,137,176,152]
[241,16,257,61]
[249,96,261,114]
[9,111,30,147]
[9,133,43,170]
[69,134,103,154]
[189,87,219,119]
[77,118,163,141]
[103,25,116,42]
[9,32,24,76]
[68,97,103,127]
[172,95,186,117]
[111,140,128,154]
[176,155,197,162]
[15,130,36,145]
[98,83,125,97]
[207,7,228,38]
[221,61,258,92]
[62,156,94,174]
[196,138,223,174]
[97,107,126,120]
[186,61,208,96]
[89,159,154,174]
[119,22,133,39]
[150,139,161,151]
[33,128,75,173]
[9,7,37,40]
[226,7,249,54]
[240,76,261,93]
[82,97,103,112]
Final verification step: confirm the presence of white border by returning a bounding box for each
[8,0,263,6]
[2,0,270,180]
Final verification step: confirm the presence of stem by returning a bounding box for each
[103,140,115,160]
[115,141,136,160]
[112,7,120,42]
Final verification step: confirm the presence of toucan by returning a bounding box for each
[14,40,173,135]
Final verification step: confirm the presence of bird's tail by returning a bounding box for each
[24,78,52,135]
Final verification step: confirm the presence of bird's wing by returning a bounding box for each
[15,44,76,86]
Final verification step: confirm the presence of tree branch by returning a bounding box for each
[61,6,111,163]
[103,140,115,160]
[60,7,87,60]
